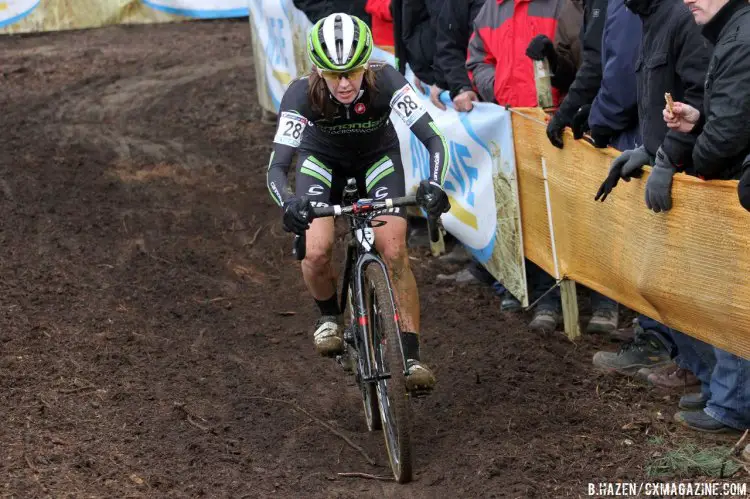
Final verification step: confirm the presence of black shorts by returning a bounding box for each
[294,149,407,218]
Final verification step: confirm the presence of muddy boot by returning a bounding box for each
[674,410,737,434]
[592,329,671,375]
[402,332,435,392]
[648,365,700,391]
[678,392,709,411]
[500,291,522,313]
[313,315,343,357]
[529,307,561,334]
[586,307,619,335]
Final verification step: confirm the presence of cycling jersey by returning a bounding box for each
[266,62,449,206]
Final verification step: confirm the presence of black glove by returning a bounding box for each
[589,125,613,149]
[644,147,677,213]
[282,196,311,235]
[739,166,750,212]
[546,111,571,149]
[525,35,558,71]
[416,180,450,218]
[595,146,649,202]
[571,104,591,140]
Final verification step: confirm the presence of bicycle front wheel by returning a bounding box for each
[365,264,412,483]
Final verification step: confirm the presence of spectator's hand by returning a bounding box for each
[413,75,423,91]
[429,85,447,111]
[644,147,677,213]
[739,166,750,211]
[416,180,450,217]
[545,111,571,149]
[571,104,591,140]
[453,90,478,112]
[282,196,311,235]
[589,127,612,149]
[664,102,700,133]
[525,35,557,70]
[594,146,649,202]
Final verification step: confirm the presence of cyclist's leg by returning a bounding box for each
[361,151,434,389]
[295,153,344,355]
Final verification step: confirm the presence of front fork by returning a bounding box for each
[351,252,408,382]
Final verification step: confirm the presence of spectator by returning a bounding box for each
[366,0,395,52]
[434,0,487,112]
[466,0,570,108]
[562,0,642,334]
[656,0,750,433]
[465,0,580,332]
[660,0,750,195]
[544,0,608,149]
[392,0,447,104]
[578,0,641,152]
[292,0,370,24]
[525,0,584,94]
[592,0,711,377]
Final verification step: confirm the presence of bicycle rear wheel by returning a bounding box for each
[347,287,381,432]
[365,264,412,483]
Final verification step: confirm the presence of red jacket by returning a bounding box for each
[366,0,395,50]
[467,0,565,107]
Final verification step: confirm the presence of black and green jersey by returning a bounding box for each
[266,63,449,206]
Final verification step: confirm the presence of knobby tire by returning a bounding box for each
[365,264,412,483]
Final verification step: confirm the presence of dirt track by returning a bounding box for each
[1,20,745,498]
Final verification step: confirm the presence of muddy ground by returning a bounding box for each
[1,20,746,498]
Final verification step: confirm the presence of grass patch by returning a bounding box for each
[646,443,741,479]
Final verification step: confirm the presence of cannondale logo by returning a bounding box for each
[307,184,324,196]
[373,186,388,199]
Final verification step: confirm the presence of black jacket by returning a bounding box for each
[688,0,750,180]
[434,0,487,99]
[556,0,608,120]
[630,0,710,167]
[292,0,370,24]
[393,0,446,85]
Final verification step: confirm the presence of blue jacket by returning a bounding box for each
[588,0,642,151]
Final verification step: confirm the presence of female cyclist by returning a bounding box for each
[266,13,450,391]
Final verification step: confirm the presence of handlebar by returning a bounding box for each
[304,195,420,219]
[292,195,442,260]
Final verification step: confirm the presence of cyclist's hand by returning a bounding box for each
[282,196,311,235]
[416,180,450,217]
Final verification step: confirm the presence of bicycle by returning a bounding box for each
[291,178,440,484]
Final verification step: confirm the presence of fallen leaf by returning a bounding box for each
[277,311,296,316]
[129,474,144,485]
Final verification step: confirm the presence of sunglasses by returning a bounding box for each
[319,65,367,82]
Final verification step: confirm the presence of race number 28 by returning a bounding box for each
[390,84,427,127]
[274,112,308,147]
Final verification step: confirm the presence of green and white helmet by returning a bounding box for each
[307,13,373,71]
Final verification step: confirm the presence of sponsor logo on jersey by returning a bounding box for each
[307,184,325,196]
[373,186,389,199]
[354,103,366,115]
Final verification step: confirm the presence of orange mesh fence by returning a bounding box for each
[511,108,750,359]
